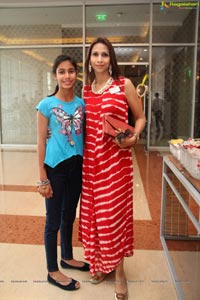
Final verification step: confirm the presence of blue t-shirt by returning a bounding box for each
[36,95,85,167]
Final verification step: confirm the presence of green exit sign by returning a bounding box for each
[96,14,107,21]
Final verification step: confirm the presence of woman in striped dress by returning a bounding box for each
[79,37,146,300]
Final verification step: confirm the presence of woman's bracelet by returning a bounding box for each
[133,132,140,143]
[37,179,50,187]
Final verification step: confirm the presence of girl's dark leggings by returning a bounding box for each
[44,155,82,272]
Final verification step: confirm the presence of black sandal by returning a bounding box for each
[47,274,80,291]
[60,259,90,271]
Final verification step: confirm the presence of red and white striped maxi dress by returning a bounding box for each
[79,77,134,275]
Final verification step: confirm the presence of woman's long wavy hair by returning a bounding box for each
[85,37,121,85]
[48,54,78,97]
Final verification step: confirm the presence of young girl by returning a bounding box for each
[36,55,89,291]
[79,38,146,300]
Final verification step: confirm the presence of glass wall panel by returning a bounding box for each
[150,46,194,146]
[115,46,149,63]
[86,4,150,43]
[0,6,82,46]
[153,3,197,43]
[0,2,198,148]
[0,48,83,144]
[194,46,200,138]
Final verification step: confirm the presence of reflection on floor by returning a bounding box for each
[0,145,178,300]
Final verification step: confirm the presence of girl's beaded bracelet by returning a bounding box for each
[37,179,50,187]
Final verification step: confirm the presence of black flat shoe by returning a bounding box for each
[47,274,80,291]
[60,260,90,272]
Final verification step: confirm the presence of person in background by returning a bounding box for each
[79,37,146,300]
[36,54,89,291]
[152,92,164,140]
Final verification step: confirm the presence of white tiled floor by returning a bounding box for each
[0,244,177,300]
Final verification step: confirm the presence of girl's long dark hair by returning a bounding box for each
[85,37,121,85]
[48,54,78,97]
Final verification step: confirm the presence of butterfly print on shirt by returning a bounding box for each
[52,105,84,143]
